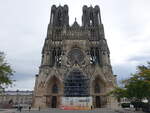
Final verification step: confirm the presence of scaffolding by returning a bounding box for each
[64,69,90,97]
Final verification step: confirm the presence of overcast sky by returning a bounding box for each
[0,0,150,90]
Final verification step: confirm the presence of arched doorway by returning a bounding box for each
[64,69,90,97]
[51,96,57,108]
[46,76,61,108]
[51,84,58,108]
[92,76,105,108]
[94,83,100,93]
[95,82,101,108]
[96,96,101,108]
[52,84,58,93]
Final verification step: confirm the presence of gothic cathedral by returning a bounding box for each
[33,5,118,109]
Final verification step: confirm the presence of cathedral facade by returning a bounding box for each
[33,5,117,109]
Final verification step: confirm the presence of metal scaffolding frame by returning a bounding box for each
[64,69,90,97]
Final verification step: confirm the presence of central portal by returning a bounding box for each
[60,69,92,110]
[64,69,89,97]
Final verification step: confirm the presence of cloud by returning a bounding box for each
[128,55,150,64]
[8,77,35,91]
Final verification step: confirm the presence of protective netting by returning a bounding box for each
[64,69,90,97]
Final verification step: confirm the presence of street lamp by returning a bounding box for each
[16,89,19,107]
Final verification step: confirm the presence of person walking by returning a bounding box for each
[38,106,41,111]
[19,106,22,112]
[29,106,31,112]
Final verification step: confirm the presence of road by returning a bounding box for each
[0,108,144,113]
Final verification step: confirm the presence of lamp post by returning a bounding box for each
[16,89,19,107]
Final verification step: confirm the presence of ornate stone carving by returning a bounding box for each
[68,48,84,65]
[33,5,118,109]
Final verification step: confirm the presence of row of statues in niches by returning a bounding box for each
[43,47,105,67]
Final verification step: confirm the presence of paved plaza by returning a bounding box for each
[0,108,118,113]
[0,108,145,113]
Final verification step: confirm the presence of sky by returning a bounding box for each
[0,0,150,90]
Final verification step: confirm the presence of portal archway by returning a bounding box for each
[94,82,100,93]
[92,76,106,108]
[92,76,105,94]
[52,84,58,93]
[96,96,101,108]
[46,76,62,108]
[64,69,90,97]
[46,76,61,94]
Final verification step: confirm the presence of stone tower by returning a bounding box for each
[33,5,117,109]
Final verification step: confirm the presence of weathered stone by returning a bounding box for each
[33,5,118,109]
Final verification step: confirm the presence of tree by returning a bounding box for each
[124,62,150,100]
[109,87,127,102]
[125,76,150,110]
[0,51,14,92]
[110,62,150,111]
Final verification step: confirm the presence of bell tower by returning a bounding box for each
[33,4,118,109]
[50,5,69,27]
[82,5,101,27]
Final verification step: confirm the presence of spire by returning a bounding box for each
[72,17,80,28]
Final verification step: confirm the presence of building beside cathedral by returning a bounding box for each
[33,4,118,109]
[0,90,33,108]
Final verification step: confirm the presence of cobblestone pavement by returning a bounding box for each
[0,108,117,113]
[0,108,145,113]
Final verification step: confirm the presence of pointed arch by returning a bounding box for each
[91,75,106,94]
[94,82,100,93]
[64,69,90,97]
[52,84,58,93]
[91,75,107,108]
[46,75,62,94]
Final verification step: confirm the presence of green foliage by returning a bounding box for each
[110,62,150,104]
[124,62,150,100]
[109,87,127,102]
[0,51,14,90]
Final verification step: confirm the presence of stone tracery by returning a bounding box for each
[33,4,117,109]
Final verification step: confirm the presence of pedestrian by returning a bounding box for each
[29,106,31,112]
[19,106,22,112]
[17,106,19,111]
[38,106,41,111]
